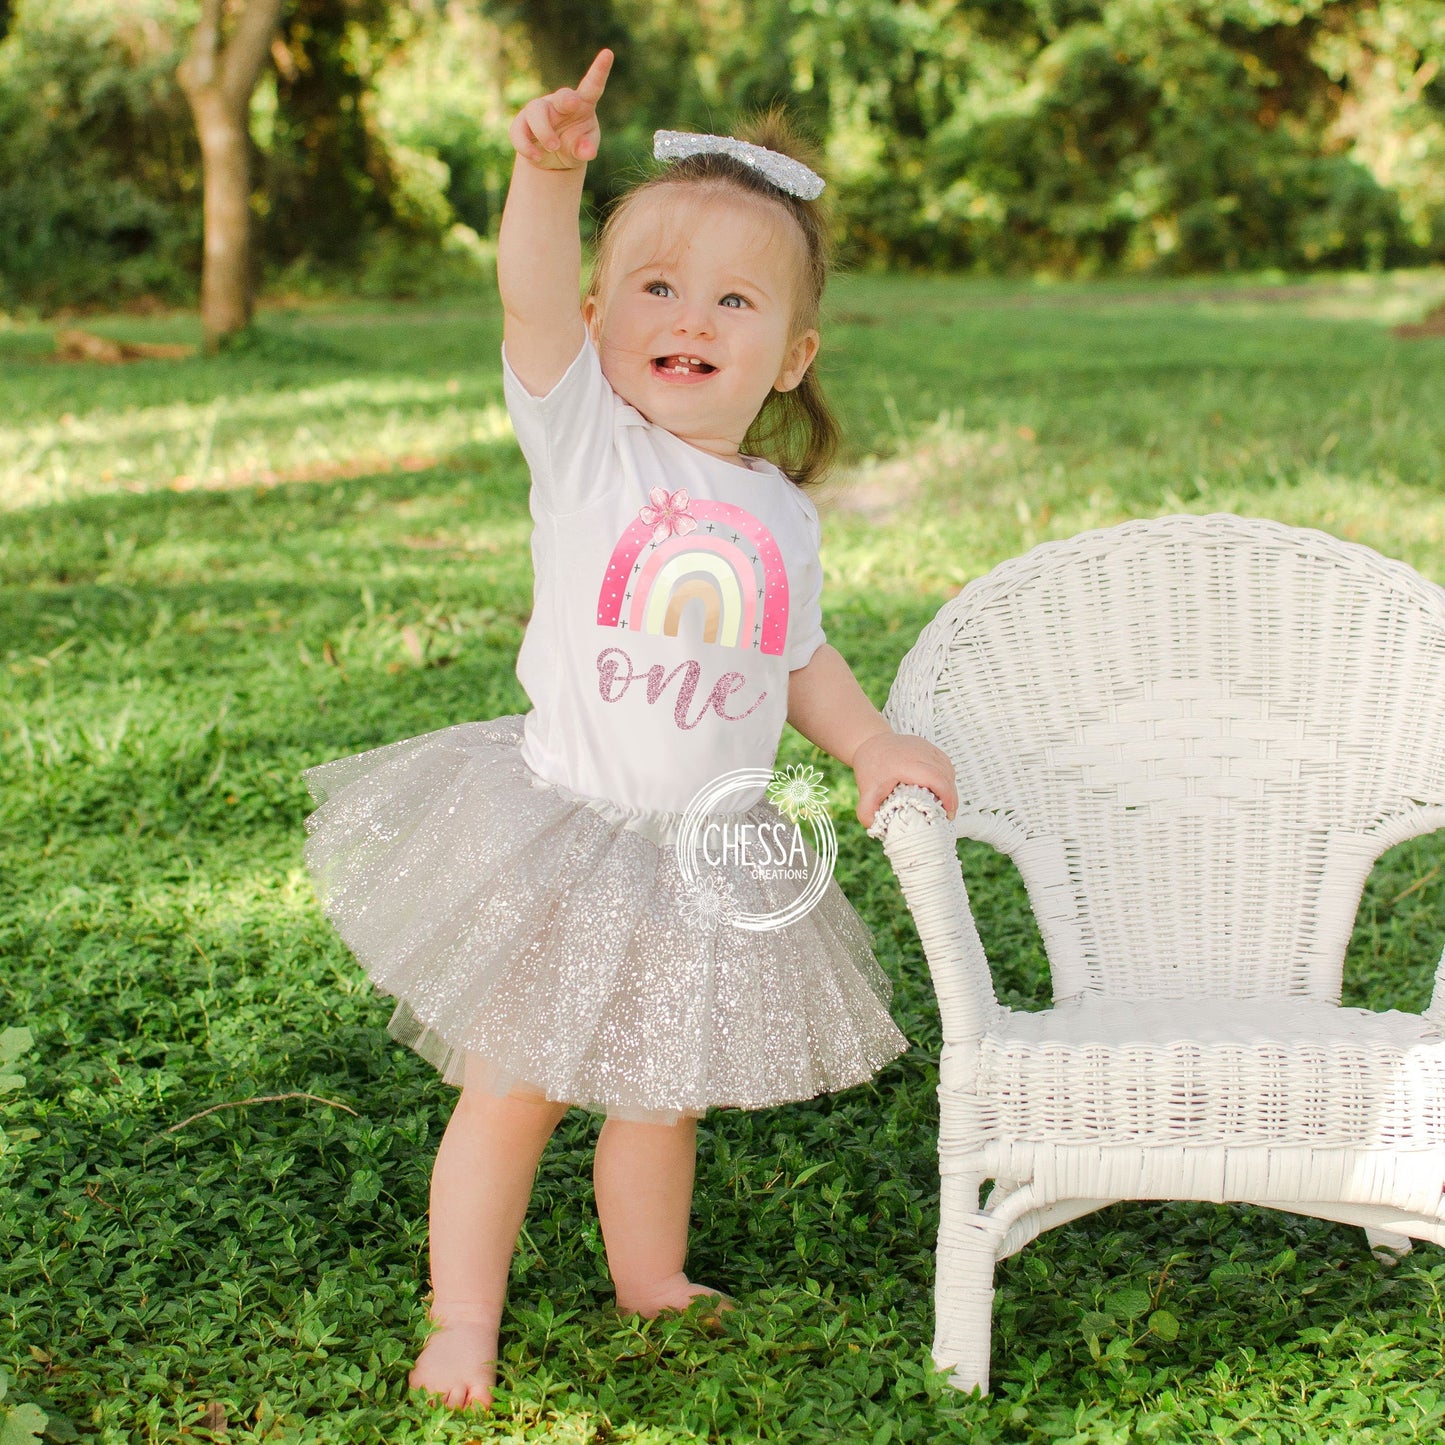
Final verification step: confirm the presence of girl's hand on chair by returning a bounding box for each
[852,731,958,828]
[509,48,613,171]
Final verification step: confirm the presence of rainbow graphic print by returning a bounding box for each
[596,487,790,655]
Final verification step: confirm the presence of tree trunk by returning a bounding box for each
[188,83,255,346]
[177,0,284,354]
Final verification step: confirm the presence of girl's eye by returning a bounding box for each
[643,282,748,308]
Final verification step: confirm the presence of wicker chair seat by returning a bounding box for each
[975,995,1445,1150]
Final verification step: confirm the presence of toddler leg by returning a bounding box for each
[408,1081,570,1412]
[593,1113,734,1321]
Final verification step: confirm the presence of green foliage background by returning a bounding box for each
[0,0,205,311]
[2,0,1445,313]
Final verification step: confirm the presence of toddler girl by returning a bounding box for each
[299,46,957,1414]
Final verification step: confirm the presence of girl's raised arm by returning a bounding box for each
[499,48,613,398]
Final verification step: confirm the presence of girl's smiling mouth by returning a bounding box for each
[653,355,718,381]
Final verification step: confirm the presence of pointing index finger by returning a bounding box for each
[575,47,613,104]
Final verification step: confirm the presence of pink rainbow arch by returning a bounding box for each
[596,498,791,656]
[628,534,757,645]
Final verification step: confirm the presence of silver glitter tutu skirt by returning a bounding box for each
[300,714,909,1123]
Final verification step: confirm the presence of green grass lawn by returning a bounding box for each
[3,270,1445,1444]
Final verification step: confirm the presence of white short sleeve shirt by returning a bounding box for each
[501,332,827,826]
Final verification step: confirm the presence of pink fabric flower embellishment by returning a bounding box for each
[639,486,698,543]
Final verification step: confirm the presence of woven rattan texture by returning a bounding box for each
[885,514,1445,1004]
[869,514,1445,1394]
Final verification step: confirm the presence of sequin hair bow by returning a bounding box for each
[653,130,825,200]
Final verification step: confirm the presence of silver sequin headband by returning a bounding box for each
[653,130,825,201]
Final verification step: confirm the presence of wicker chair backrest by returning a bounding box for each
[884,514,1445,1003]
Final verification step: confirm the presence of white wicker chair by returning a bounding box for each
[866,513,1445,1395]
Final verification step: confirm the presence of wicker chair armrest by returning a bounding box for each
[867,784,1001,1043]
[1427,943,1445,1032]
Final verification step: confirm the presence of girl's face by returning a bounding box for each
[582,188,819,467]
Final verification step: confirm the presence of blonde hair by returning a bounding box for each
[584,105,840,490]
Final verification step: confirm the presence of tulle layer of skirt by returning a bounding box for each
[300,714,909,1123]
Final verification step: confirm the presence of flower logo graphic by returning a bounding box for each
[767,763,830,824]
[678,767,838,932]
[677,873,739,933]
[638,486,698,543]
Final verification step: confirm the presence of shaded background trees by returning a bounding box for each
[1,0,1442,316]
[262,0,401,271]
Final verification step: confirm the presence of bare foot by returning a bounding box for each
[616,1273,736,1329]
[407,1303,500,1412]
